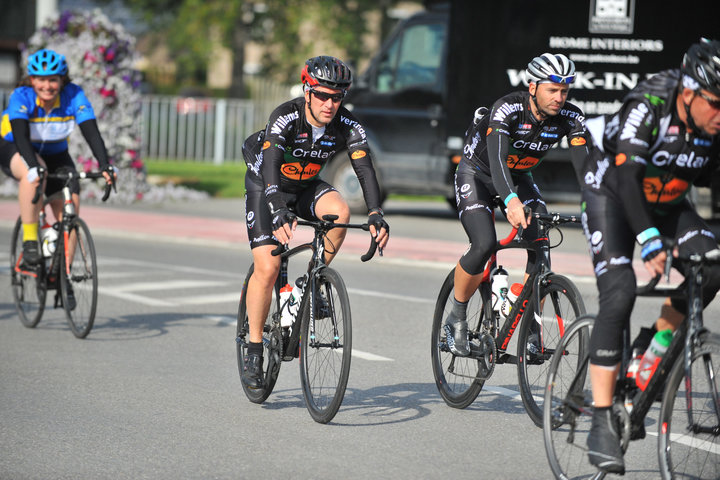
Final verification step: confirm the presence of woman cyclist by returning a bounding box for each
[1,48,116,271]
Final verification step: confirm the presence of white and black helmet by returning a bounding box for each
[526,53,576,84]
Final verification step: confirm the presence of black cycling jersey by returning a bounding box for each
[462,90,590,204]
[243,96,382,214]
[582,69,720,239]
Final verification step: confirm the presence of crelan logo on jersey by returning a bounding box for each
[281,162,321,180]
[643,177,689,203]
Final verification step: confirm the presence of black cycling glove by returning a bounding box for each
[368,211,389,235]
[640,236,665,263]
[271,208,297,231]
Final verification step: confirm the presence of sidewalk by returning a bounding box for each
[0,197,600,277]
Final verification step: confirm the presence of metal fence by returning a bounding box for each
[0,87,291,164]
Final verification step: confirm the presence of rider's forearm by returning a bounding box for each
[78,119,109,169]
[349,151,382,212]
[486,132,516,205]
[616,160,654,239]
[259,146,286,212]
[9,119,39,170]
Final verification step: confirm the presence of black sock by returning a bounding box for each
[248,342,263,357]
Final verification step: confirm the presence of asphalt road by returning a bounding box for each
[1,198,718,479]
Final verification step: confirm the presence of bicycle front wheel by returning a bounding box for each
[543,314,599,480]
[59,218,97,339]
[658,331,720,480]
[431,267,488,409]
[236,264,281,404]
[518,274,586,427]
[10,217,46,328]
[299,267,351,424]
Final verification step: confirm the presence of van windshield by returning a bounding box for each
[375,21,446,93]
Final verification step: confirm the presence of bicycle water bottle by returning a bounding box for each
[501,282,524,318]
[491,267,509,313]
[635,329,673,391]
[39,213,58,258]
[279,284,294,327]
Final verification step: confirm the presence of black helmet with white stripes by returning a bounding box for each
[526,53,576,85]
[681,38,720,96]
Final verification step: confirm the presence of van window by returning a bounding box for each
[375,22,445,93]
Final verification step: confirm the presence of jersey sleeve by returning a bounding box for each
[5,88,33,122]
[613,99,657,239]
[66,84,97,124]
[340,111,382,212]
[564,106,592,186]
[486,96,521,205]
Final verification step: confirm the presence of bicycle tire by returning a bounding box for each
[60,218,98,338]
[10,217,46,328]
[430,267,487,409]
[543,314,602,480]
[299,267,352,424]
[658,331,720,480]
[236,264,281,404]
[518,274,586,427]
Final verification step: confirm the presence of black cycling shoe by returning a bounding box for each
[444,314,470,357]
[241,353,264,389]
[587,407,625,474]
[22,240,41,266]
[525,332,544,365]
[64,283,77,311]
[315,292,332,318]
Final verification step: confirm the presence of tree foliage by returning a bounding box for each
[125,0,399,89]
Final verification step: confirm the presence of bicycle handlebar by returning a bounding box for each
[636,247,720,295]
[31,168,115,204]
[270,216,380,262]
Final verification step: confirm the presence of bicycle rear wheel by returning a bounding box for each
[518,274,586,427]
[543,315,601,479]
[10,217,46,328]
[431,268,488,409]
[299,267,351,424]
[60,218,98,338]
[236,264,281,404]
[658,331,720,480]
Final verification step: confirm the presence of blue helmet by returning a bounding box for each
[27,49,68,76]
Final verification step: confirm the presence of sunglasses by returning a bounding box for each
[697,90,720,110]
[547,73,576,84]
[310,89,345,103]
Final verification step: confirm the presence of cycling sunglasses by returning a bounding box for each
[546,73,576,84]
[697,90,720,110]
[309,89,345,103]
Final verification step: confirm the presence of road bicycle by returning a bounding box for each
[10,169,113,339]
[544,248,720,479]
[236,214,379,424]
[431,209,585,427]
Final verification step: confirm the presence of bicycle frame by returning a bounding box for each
[271,216,377,360]
[481,213,577,357]
[626,254,718,435]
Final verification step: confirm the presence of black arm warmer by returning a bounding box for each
[9,119,39,170]
[569,142,591,187]
[78,119,109,168]
[350,153,382,212]
[616,161,654,237]
[259,145,286,213]
[486,131,515,203]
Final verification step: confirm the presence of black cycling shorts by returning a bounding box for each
[244,172,337,248]
[0,138,79,197]
[454,160,547,275]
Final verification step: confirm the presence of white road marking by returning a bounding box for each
[112,279,228,293]
[347,288,435,304]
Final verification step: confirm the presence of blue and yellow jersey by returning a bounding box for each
[1,83,96,155]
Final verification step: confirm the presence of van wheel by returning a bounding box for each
[324,155,386,215]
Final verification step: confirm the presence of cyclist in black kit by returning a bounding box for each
[581,38,720,474]
[241,55,389,388]
[444,53,591,357]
